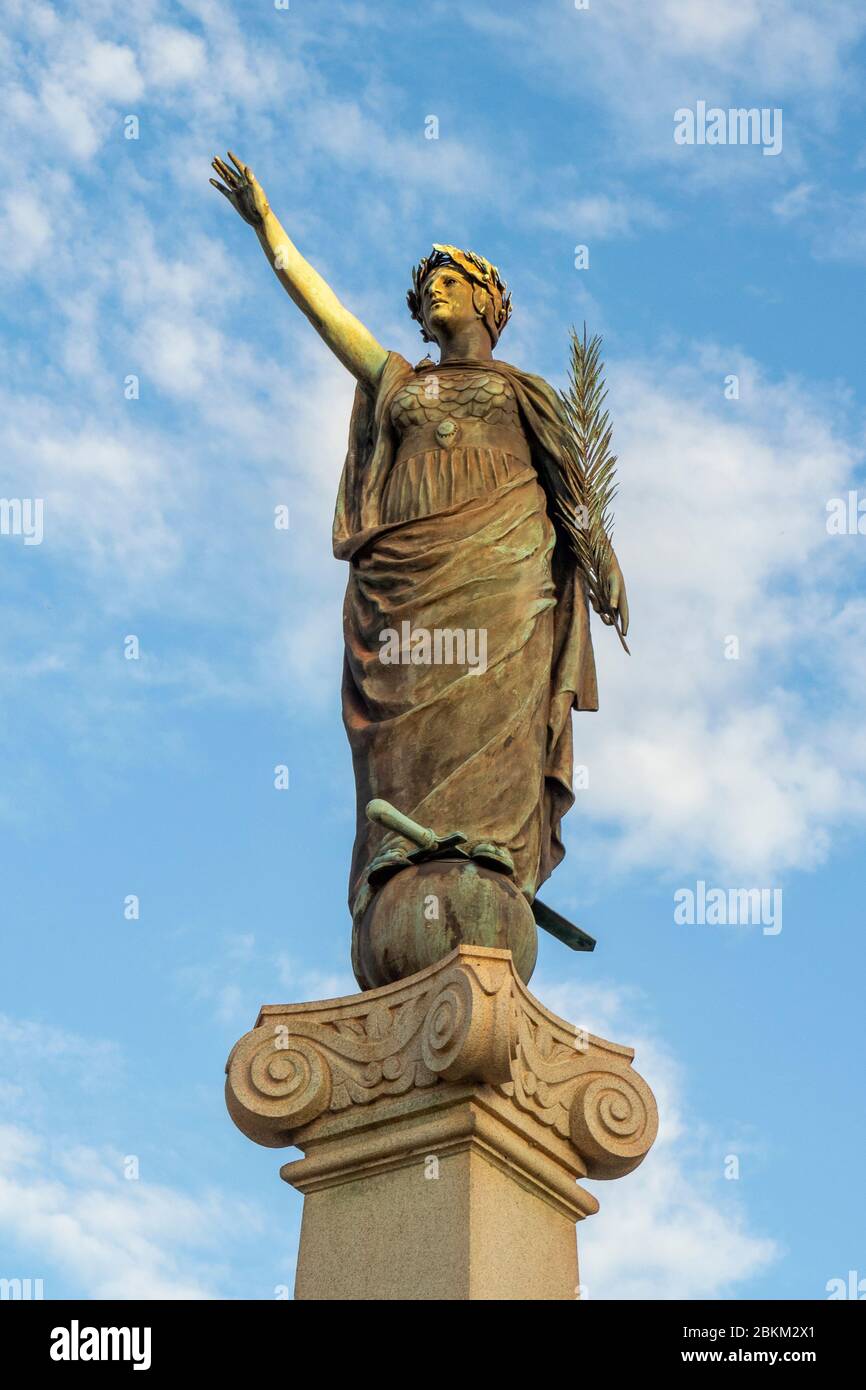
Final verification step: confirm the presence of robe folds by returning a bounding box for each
[333,351,598,919]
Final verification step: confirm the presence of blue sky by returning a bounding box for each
[1,0,865,1299]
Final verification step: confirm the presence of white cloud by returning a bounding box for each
[0,191,54,275]
[76,39,143,100]
[819,192,866,264]
[535,976,778,1298]
[0,1015,123,1091]
[1,395,186,585]
[532,192,667,240]
[562,343,866,881]
[462,0,866,177]
[0,1122,259,1299]
[141,25,207,87]
[0,1015,266,1300]
[275,955,357,1004]
[771,180,814,221]
[176,934,357,1029]
[2,22,144,160]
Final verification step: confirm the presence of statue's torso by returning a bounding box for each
[383,366,533,524]
[390,366,528,459]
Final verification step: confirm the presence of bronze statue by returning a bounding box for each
[211,153,628,990]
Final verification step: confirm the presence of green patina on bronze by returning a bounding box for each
[357,857,537,991]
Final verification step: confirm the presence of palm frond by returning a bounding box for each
[557,324,629,653]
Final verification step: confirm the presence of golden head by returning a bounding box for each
[407,245,512,347]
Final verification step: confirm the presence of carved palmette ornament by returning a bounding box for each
[225,950,516,1148]
[225,946,657,1178]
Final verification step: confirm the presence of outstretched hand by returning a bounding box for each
[209,151,270,228]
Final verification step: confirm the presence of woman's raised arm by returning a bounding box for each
[210,152,388,391]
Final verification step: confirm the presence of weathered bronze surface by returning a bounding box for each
[357,858,537,990]
[211,154,628,987]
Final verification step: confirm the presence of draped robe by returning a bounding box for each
[333,351,599,924]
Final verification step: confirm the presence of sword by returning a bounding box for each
[365,799,596,952]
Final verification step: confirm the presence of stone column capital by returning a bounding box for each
[225,944,657,1181]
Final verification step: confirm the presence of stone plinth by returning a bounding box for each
[225,945,658,1301]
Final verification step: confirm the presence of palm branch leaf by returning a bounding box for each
[557,324,629,653]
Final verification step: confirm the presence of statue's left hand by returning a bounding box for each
[209,151,270,228]
[601,553,629,636]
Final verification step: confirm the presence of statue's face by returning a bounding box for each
[421,265,483,342]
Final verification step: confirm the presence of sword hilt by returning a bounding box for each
[365,799,438,850]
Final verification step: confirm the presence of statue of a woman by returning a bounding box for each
[211,153,628,985]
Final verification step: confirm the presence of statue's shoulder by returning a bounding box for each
[490,360,564,426]
[491,358,558,396]
[369,350,415,403]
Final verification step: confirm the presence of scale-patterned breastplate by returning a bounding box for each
[390,367,522,446]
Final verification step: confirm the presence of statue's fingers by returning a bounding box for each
[212,156,240,188]
[209,178,235,204]
[227,150,248,181]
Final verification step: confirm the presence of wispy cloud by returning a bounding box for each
[561,341,866,881]
[0,1122,261,1298]
[535,975,778,1299]
[461,0,866,162]
[531,191,668,240]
